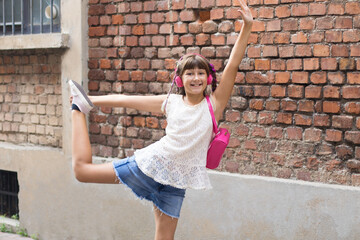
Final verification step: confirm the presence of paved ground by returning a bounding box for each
[0,232,32,239]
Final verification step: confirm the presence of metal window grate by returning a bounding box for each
[0,0,61,36]
[0,170,19,218]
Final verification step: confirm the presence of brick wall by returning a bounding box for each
[0,49,63,148]
[87,0,360,186]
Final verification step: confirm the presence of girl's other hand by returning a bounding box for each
[237,0,253,25]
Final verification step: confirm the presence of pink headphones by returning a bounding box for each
[174,54,216,88]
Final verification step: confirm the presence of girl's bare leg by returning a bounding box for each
[153,206,178,240]
[71,110,118,184]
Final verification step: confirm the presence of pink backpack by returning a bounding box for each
[206,96,230,169]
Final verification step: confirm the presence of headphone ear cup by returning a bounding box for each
[207,74,213,85]
[175,76,183,87]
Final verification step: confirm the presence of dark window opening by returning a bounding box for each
[0,0,61,36]
[0,170,19,218]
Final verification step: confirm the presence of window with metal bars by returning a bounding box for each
[0,0,60,36]
[0,170,19,218]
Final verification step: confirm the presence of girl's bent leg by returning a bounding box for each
[153,206,178,240]
[71,110,118,184]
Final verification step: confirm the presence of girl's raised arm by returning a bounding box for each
[89,94,168,113]
[212,0,253,120]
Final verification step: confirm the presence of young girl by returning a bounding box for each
[69,1,253,239]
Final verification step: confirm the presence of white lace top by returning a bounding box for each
[134,94,213,190]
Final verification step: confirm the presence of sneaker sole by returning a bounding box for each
[69,80,94,110]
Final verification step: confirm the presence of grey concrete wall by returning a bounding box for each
[1,142,359,240]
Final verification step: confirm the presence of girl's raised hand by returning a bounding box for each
[237,0,253,25]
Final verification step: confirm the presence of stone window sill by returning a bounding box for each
[0,33,70,50]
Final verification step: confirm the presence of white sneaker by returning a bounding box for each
[68,80,94,114]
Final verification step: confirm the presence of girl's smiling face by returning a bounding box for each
[181,68,208,96]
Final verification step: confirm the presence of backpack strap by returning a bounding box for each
[206,96,218,134]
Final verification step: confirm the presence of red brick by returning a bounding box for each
[323,86,340,99]
[89,5,105,15]
[259,7,274,19]
[152,12,165,23]
[345,2,360,15]
[271,59,286,71]
[336,145,353,160]
[174,22,187,34]
[313,45,330,57]
[314,114,330,127]
[299,100,314,112]
[252,126,266,138]
[323,101,341,113]
[305,85,322,99]
[294,114,312,126]
[304,128,322,142]
[335,17,353,29]
[286,127,302,140]
[89,26,106,37]
[287,59,302,71]
[347,72,360,84]
[342,86,360,99]
[325,31,342,43]
[180,10,197,22]
[196,33,210,45]
[276,113,292,125]
[331,45,349,57]
[258,112,275,125]
[295,45,312,57]
[321,58,338,70]
[274,32,291,44]
[332,115,353,129]
[99,59,111,69]
[299,18,315,30]
[282,19,298,31]
[328,72,345,85]
[271,85,286,98]
[245,72,269,84]
[251,21,266,32]
[303,58,319,71]
[189,22,202,34]
[292,72,309,84]
[254,86,270,97]
[211,8,224,20]
[275,72,290,84]
[309,32,324,43]
[267,20,281,32]
[243,111,257,123]
[276,5,290,18]
[264,99,279,111]
[279,46,294,58]
[263,46,278,57]
[255,59,271,70]
[310,72,326,84]
[281,99,297,112]
[249,99,264,110]
[344,102,360,115]
[291,4,308,16]
[309,3,326,16]
[225,110,241,122]
[357,118,360,130]
[236,124,249,136]
[345,131,360,144]
[317,17,334,30]
[340,59,355,71]
[343,30,360,43]
[350,45,360,57]
[165,11,178,22]
[328,3,345,15]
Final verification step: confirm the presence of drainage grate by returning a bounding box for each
[0,170,19,218]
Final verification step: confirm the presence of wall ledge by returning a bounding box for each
[0,33,70,50]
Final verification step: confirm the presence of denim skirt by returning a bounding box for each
[112,156,186,218]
